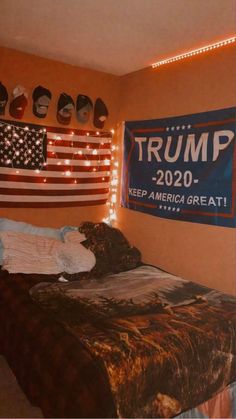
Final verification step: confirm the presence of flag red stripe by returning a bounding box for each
[47,152,111,160]
[0,174,110,184]
[0,120,111,137]
[45,164,110,172]
[0,200,107,208]
[0,187,109,196]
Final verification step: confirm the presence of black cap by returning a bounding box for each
[32,85,52,118]
[0,82,8,115]
[93,98,109,128]
[76,94,93,123]
[57,93,75,125]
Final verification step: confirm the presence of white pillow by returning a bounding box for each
[0,231,61,274]
[0,231,95,275]
[0,218,61,264]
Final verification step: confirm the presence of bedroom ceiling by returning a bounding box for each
[0,0,236,76]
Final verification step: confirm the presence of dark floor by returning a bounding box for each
[0,355,43,418]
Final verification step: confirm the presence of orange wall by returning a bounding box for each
[0,47,120,227]
[0,45,235,295]
[116,45,236,295]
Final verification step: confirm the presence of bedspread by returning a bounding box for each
[0,270,116,418]
[29,266,236,418]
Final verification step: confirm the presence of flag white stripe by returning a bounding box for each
[47,133,111,143]
[0,167,110,178]
[47,145,111,154]
[0,181,110,190]
[0,193,109,202]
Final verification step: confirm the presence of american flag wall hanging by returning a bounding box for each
[0,120,112,208]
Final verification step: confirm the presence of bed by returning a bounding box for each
[0,220,235,418]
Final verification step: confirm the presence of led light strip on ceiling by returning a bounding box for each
[152,36,236,68]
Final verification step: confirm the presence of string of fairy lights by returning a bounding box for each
[0,120,119,225]
[103,136,119,224]
[151,36,236,68]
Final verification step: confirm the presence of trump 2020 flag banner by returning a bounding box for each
[122,107,236,227]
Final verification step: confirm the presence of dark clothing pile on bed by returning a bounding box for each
[63,222,141,280]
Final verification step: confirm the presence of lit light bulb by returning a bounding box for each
[110,212,117,221]
[102,217,110,224]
